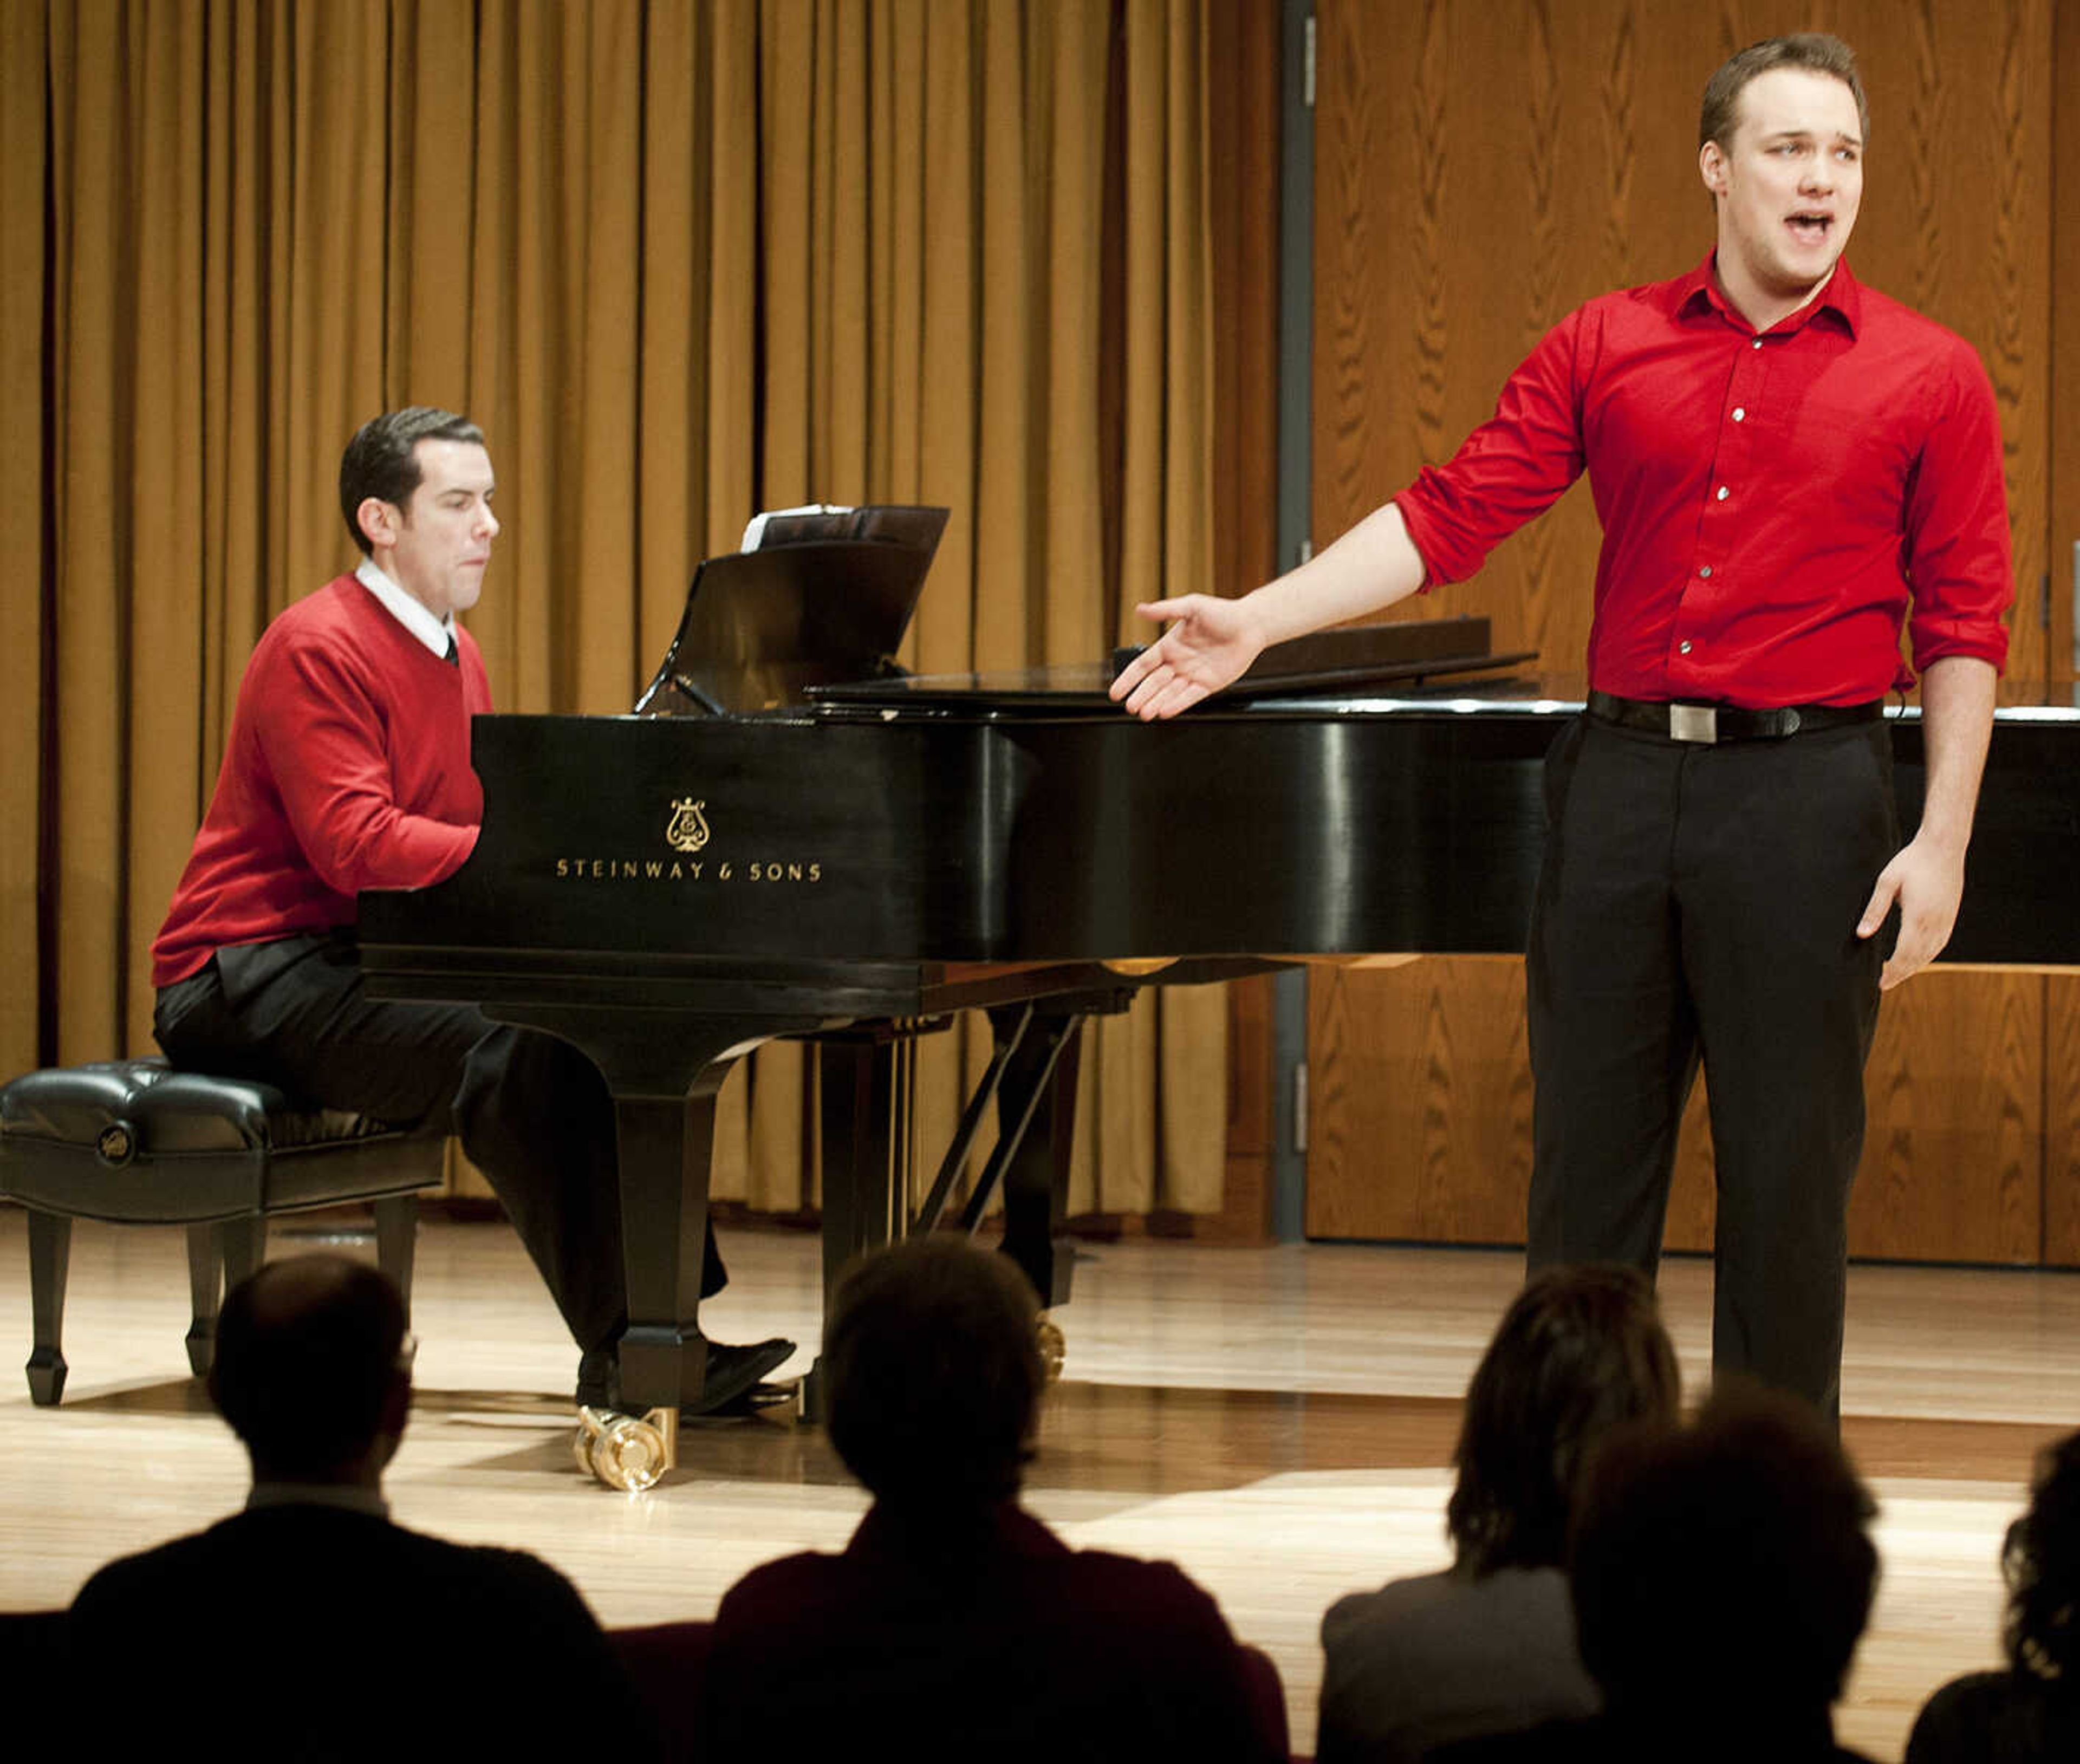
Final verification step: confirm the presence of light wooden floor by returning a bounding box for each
[3,1208,2076,1760]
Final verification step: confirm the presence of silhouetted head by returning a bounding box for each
[1447,1265,1681,1577]
[823,1237,1044,1512]
[1570,1381,1878,1726]
[2003,1428,2080,1691]
[209,1255,412,1487]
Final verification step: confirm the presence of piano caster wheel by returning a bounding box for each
[574,1403,678,1491]
[1037,1315,1065,1384]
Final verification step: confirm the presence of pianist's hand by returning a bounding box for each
[1110,595,1266,720]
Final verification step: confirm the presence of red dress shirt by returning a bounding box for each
[1394,254,2011,708]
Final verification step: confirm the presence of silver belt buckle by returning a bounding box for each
[1668,703,1718,744]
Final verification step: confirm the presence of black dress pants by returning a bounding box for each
[154,930,725,1357]
[1525,714,1896,1418]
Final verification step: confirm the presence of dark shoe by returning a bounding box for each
[682,1337,796,1416]
[574,1345,618,1409]
[575,1337,796,1416]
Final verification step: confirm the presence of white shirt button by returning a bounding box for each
[1699,565,1712,578]
[1715,486,1729,500]
[1732,407,1746,421]
[1679,641,1693,654]
[1752,339,1763,349]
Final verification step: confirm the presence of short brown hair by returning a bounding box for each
[1446,1266,1680,1577]
[210,1255,408,1479]
[1571,1381,1880,1720]
[823,1237,1044,1510]
[338,406,485,556]
[1699,33,1869,154]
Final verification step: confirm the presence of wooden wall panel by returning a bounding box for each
[1312,0,1707,671]
[1663,1083,1716,1254]
[1851,971,2042,1261]
[2046,976,2080,1265]
[1305,957,1532,1243]
[1304,0,2063,1267]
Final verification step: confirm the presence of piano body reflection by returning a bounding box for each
[359,523,2080,1417]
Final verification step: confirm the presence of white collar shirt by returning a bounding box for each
[354,555,456,660]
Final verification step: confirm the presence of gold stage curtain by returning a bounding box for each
[3,0,1225,1217]
[0,0,45,1085]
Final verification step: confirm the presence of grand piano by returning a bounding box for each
[359,516,2080,1423]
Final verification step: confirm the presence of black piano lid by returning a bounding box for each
[808,669,2080,723]
[813,614,1537,713]
[807,655,1540,714]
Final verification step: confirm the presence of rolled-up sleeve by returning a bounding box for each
[1394,309,1589,587]
[1901,340,2012,676]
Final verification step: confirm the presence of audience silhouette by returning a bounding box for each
[41,1242,2058,1762]
[1432,1379,1881,1763]
[698,1235,1285,1762]
[1906,1427,2080,1762]
[1318,1265,1680,1762]
[64,1255,635,1759]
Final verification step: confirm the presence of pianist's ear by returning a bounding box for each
[356,496,402,551]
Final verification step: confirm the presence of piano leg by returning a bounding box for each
[802,1024,926,1423]
[979,1005,1084,1308]
[610,1071,730,1412]
[816,1025,914,1314]
[490,1005,808,1417]
[803,1000,1101,1417]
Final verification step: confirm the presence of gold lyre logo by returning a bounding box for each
[665,797,711,853]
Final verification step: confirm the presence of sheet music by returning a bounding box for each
[740,504,853,551]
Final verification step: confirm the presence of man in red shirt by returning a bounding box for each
[1112,35,2010,1419]
[152,408,792,1414]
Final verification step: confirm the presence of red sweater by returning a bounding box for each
[152,576,490,987]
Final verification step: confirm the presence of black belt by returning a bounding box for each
[1587,690,1882,745]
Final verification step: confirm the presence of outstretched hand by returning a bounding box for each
[1108,595,1266,720]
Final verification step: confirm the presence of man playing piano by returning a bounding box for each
[1112,34,2010,1422]
[149,406,792,1414]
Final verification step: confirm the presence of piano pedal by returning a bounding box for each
[573,1403,678,1491]
[678,1378,805,1427]
[1037,1314,1066,1384]
[752,1377,805,1423]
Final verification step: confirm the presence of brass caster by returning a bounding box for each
[1036,1314,1065,1383]
[574,1403,678,1491]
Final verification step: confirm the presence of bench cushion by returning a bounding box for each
[0,1059,444,1223]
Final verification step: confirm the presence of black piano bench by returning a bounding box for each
[0,1059,445,1405]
